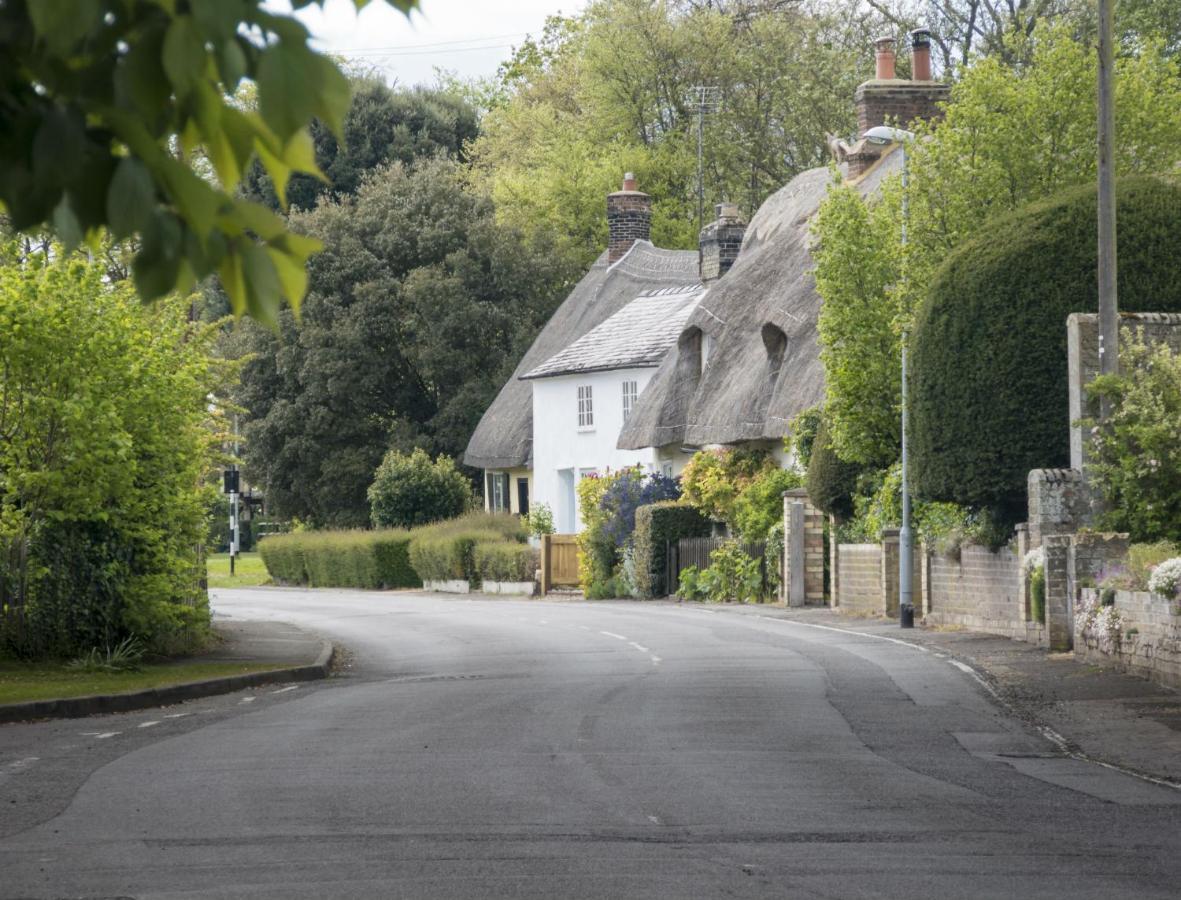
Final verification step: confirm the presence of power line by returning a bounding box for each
[338,32,529,54]
[687,86,722,233]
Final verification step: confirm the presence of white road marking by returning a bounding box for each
[270,685,299,694]
[578,625,591,631]
[0,757,39,779]
[79,732,120,739]
[650,656,662,665]
[539,619,549,625]
[767,617,931,653]
[137,721,160,729]
[600,631,629,641]
[628,641,650,653]
[647,815,662,824]
[163,713,189,719]
[239,696,256,704]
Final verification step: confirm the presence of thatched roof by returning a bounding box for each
[617,152,903,451]
[464,241,699,469]
[522,284,704,380]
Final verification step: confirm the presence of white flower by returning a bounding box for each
[1022,546,1045,575]
[1147,558,1181,598]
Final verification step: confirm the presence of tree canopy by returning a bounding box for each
[0,0,416,324]
[469,0,885,267]
[228,158,576,527]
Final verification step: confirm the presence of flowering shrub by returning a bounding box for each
[1076,591,1124,655]
[524,502,555,538]
[1147,558,1181,599]
[1022,547,1045,575]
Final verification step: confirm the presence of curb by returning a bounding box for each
[0,640,335,725]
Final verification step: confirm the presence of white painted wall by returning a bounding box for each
[531,368,663,534]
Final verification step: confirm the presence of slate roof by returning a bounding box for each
[521,284,704,380]
[617,150,904,451]
[463,241,700,470]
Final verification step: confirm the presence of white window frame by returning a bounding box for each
[622,380,638,421]
[577,384,594,429]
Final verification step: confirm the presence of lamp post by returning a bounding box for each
[865,125,916,628]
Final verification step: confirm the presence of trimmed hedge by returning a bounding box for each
[633,501,711,598]
[407,512,529,587]
[806,420,860,519]
[474,542,537,583]
[911,175,1181,522]
[258,529,419,589]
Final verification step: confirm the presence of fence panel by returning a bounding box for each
[541,534,581,593]
[672,538,767,595]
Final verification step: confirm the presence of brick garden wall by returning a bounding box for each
[837,544,883,616]
[922,545,1029,640]
[1076,589,1181,690]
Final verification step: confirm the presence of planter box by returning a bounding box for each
[423,579,470,594]
[482,580,537,596]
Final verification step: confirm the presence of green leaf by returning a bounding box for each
[133,212,184,300]
[253,138,293,210]
[217,38,249,92]
[28,0,101,56]
[162,16,207,98]
[32,107,85,186]
[266,246,309,307]
[52,198,83,252]
[308,54,352,138]
[107,158,156,240]
[256,43,318,142]
[115,28,170,126]
[240,243,283,326]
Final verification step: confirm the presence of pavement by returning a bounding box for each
[714,604,1181,787]
[0,619,332,724]
[1,587,1181,898]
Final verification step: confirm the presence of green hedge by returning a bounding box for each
[633,501,711,598]
[258,529,418,589]
[474,542,537,583]
[806,419,860,519]
[912,175,1181,523]
[407,512,528,587]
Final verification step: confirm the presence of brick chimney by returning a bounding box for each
[699,203,746,283]
[847,30,950,178]
[606,172,652,264]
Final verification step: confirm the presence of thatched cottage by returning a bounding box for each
[466,32,948,521]
[619,31,948,460]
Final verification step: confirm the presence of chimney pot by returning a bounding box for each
[699,203,746,283]
[911,29,932,81]
[607,174,651,264]
[874,36,896,80]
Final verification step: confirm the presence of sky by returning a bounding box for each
[269,0,586,88]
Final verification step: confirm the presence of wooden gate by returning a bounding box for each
[541,534,581,593]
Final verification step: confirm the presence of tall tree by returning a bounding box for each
[469,0,879,268]
[228,159,576,527]
[241,81,480,212]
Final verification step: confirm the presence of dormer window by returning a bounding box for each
[761,323,787,381]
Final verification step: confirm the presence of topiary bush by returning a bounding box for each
[805,419,861,520]
[368,448,473,529]
[633,501,711,598]
[911,175,1181,523]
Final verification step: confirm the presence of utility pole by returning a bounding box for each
[688,85,720,233]
[1097,0,1118,417]
[228,415,240,577]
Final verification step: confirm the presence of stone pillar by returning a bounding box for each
[786,501,806,607]
[1015,524,1030,620]
[1043,534,1073,651]
[919,540,932,617]
[881,528,900,617]
[829,514,840,607]
[1027,468,1093,547]
[783,488,825,604]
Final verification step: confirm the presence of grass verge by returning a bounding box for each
[207,551,270,588]
[0,660,288,705]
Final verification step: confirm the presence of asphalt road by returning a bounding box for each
[3,588,1181,899]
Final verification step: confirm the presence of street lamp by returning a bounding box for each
[865,125,916,628]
